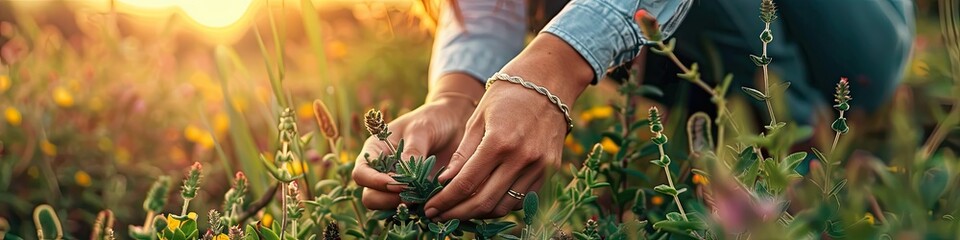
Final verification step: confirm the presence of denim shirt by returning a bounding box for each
[429,0,692,84]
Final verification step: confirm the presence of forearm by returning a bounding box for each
[499,34,593,106]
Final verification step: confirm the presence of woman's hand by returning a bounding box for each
[423,34,595,220]
[353,73,484,210]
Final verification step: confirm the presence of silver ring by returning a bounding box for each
[507,190,525,200]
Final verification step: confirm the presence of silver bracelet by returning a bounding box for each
[486,72,574,133]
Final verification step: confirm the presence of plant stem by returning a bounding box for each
[238,183,281,224]
[350,199,367,229]
[658,144,688,220]
[920,100,960,160]
[760,22,778,125]
[653,41,743,136]
[831,109,844,153]
[280,182,288,239]
[181,199,191,216]
[143,211,156,230]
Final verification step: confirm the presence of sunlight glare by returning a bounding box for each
[116,0,253,28]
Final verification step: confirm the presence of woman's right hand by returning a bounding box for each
[352,73,484,210]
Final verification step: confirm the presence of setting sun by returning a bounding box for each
[116,0,253,28]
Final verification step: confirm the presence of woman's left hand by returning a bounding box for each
[423,33,595,220]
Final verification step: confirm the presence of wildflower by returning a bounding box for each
[887,166,906,173]
[327,41,348,60]
[115,147,131,165]
[364,109,389,141]
[4,107,21,126]
[864,212,875,225]
[40,140,57,157]
[52,87,74,108]
[313,99,339,140]
[144,176,171,213]
[651,195,664,206]
[286,159,307,176]
[565,135,584,155]
[759,0,778,23]
[214,234,228,240]
[912,60,929,77]
[184,124,204,142]
[0,74,9,93]
[297,102,314,120]
[75,170,92,187]
[181,162,203,200]
[166,212,198,231]
[692,174,709,185]
[260,213,274,228]
[339,151,350,164]
[600,137,620,154]
[213,113,230,136]
[633,9,661,41]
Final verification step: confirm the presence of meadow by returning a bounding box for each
[1,0,960,239]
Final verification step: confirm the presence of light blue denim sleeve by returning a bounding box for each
[428,0,527,84]
[542,0,692,83]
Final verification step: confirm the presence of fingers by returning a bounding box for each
[482,170,544,218]
[424,131,501,219]
[435,163,527,220]
[437,116,484,183]
[352,137,404,193]
[361,187,402,210]
[399,125,431,162]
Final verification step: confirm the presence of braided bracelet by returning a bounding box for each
[486,72,574,133]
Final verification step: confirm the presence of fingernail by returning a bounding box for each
[425,208,438,218]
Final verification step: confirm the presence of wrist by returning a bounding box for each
[499,33,593,106]
[427,73,485,104]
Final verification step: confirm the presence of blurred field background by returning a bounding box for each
[0,0,956,238]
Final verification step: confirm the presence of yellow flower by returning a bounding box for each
[340,151,351,164]
[5,107,21,126]
[213,113,230,135]
[115,147,131,165]
[53,86,74,108]
[692,174,709,185]
[40,140,57,157]
[197,133,215,149]
[565,135,585,155]
[75,171,91,187]
[0,74,10,93]
[580,106,614,123]
[286,160,307,176]
[600,137,620,154]
[887,166,905,173]
[260,213,274,228]
[912,60,929,78]
[651,195,664,206]
[214,233,229,240]
[864,212,875,225]
[297,102,314,120]
[327,41,348,60]
[166,212,198,231]
[184,124,203,142]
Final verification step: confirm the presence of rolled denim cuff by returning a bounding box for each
[542,0,692,83]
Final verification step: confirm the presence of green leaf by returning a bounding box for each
[740,87,767,101]
[653,185,678,196]
[828,179,847,197]
[244,224,260,240]
[783,152,808,172]
[677,63,701,81]
[733,148,758,176]
[523,192,539,225]
[749,54,772,66]
[257,225,281,240]
[812,147,830,166]
[32,204,63,239]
